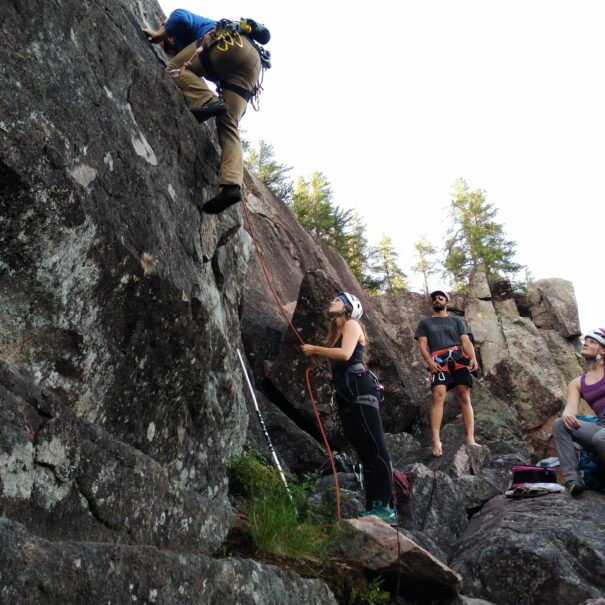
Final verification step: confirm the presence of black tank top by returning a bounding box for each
[330,335,365,382]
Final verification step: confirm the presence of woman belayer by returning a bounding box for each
[301,292,395,522]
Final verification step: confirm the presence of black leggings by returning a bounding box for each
[335,372,392,510]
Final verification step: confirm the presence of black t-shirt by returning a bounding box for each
[414,315,470,352]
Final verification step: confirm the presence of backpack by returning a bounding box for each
[579,450,605,491]
[239,18,271,45]
[213,19,272,70]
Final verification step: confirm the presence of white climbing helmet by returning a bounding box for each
[585,328,605,347]
[338,292,363,320]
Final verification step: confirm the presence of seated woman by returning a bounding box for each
[301,292,394,521]
[552,328,605,495]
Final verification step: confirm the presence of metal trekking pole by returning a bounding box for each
[236,348,292,501]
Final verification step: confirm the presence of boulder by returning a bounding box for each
[371,291,437,409]
[332,516,463,600]
[469,269,492,300]
[0,361,230,553]
[484,317,567,455]
[528,284,553,329]
[513,291,532,318]
[464,296,506,375]
[451,493,605,604]
[493,298,520,319]
[539,329,583,384]
[269,270,419,434]
[470,381,525,446]
[529,279,582,338]
[386,432,422,466]
[0,518,337,605]
[240,181,424,426]
[394,464,469,555]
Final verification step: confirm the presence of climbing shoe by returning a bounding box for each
[191,98,228,124]
[565,480,585,496]
[360,501,396,523]
[201,185,242,214]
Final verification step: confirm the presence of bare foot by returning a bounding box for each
[432,442,443,457]
[466,440,481,448]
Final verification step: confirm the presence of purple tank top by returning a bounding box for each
[580,370,605,418]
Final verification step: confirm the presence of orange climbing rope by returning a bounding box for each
[304,367,342,522]
[241,198,342,522]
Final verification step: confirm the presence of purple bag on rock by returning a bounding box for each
[511,465,557,487]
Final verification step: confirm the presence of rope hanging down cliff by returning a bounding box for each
[241,200,404,589]
[241,199,343,523]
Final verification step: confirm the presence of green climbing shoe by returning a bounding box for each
[360,501,396,523]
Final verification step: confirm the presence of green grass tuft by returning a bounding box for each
[228,451,336,559]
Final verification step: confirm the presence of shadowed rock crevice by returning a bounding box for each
[261,377,328,446]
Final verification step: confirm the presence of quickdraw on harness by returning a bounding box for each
[171,18,271,111]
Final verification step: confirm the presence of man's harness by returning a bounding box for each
[171,19,271,108]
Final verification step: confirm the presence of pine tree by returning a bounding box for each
[342,213,380,289]
[290,172,335,239]
[369,235,408,293]
[290,176,380,288]
[444,178,521,288]
[244,139,293,201]
[412,236,439,295]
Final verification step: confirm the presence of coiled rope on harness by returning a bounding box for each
[241,199,342,523]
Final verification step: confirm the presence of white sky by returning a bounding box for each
[158,0,604,333]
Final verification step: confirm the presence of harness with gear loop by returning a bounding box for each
[172,19,271,109]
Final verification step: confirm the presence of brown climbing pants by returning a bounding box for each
[166,36,260,186]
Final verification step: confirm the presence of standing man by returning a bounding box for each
[415,290,479,457]
[144,9,268,214]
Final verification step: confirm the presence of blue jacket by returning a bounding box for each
[164,9,217,52]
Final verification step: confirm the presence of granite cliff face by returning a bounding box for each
[1,0,604,603]
[0,0,335,601]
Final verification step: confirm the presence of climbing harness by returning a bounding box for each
[335,362,385,404]
[241,198,342,522]
[237,348,293,501]
[431,345,470,373]
[202,19,271,110]
[170,19,271,110]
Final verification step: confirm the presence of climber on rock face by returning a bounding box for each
[143,9,269,215]
[414,290,479,457]
[552,328,605,496]
[301,292,395,523]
